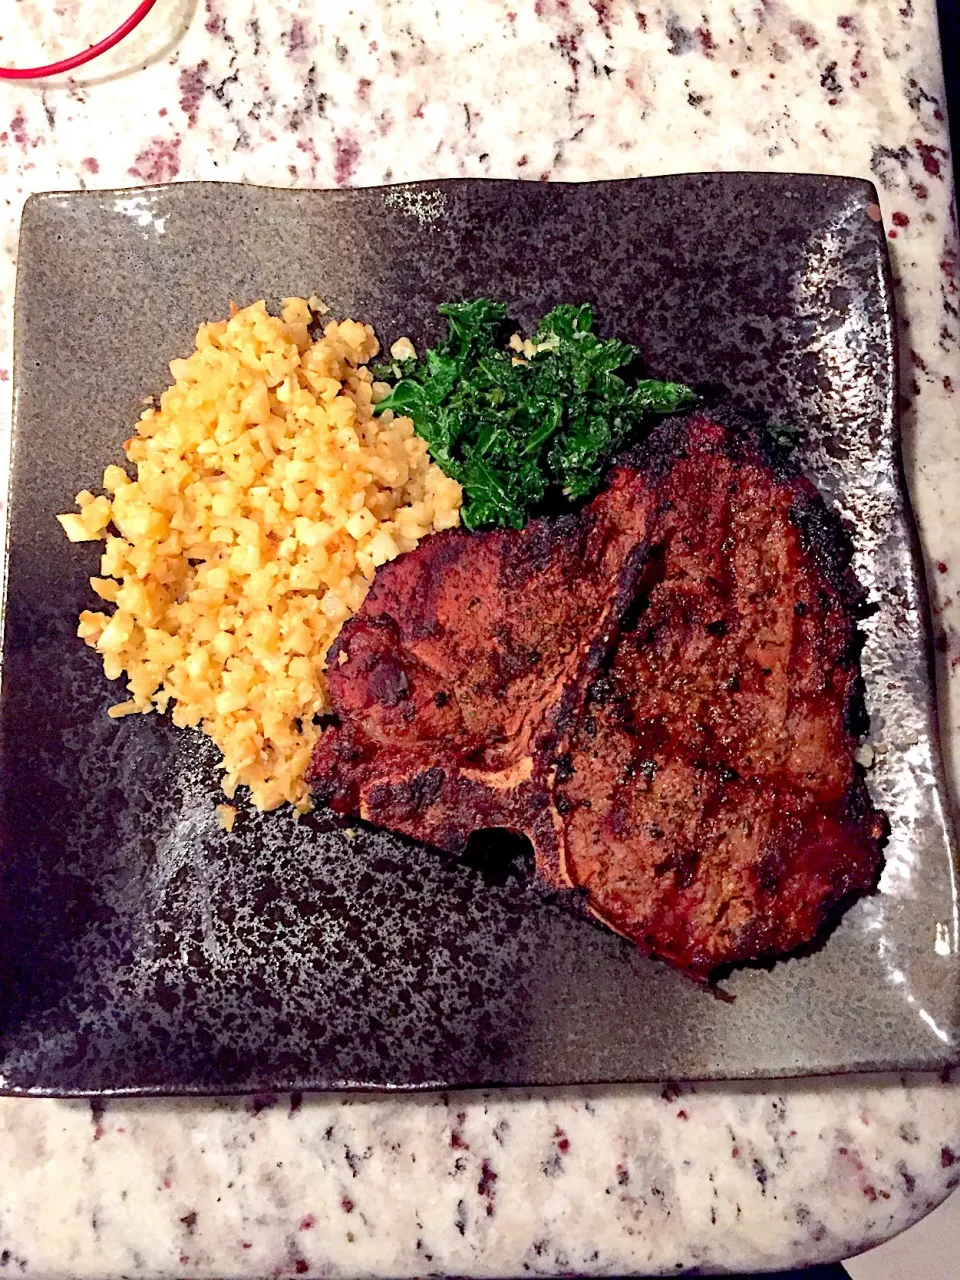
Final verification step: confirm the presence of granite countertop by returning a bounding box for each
[0,1,958,1275]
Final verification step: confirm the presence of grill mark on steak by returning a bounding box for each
[308,410,886,978]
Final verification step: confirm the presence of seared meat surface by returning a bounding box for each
[309,410,886,977]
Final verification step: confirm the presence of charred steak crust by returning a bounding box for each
[309,410,886,978]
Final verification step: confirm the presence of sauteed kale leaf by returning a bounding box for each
[374,299,696,529]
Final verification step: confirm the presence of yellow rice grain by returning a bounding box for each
[58,298,461,813]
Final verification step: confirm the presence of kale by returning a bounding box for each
[373,299,697,529]
[767,422,800,451]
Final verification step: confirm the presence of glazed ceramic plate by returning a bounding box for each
[2,176,958,1095]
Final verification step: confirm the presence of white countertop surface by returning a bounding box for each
[0,0,958,1274]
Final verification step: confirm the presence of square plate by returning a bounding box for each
[2,175,958,1095]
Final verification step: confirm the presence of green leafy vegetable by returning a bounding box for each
[767,422,800,451]
[374,299,697,529]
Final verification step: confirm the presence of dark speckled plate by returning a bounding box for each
[2,175,958,1095]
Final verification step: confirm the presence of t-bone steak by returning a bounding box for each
[308,409,886,978]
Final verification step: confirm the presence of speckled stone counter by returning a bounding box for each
[0,1,958,1275]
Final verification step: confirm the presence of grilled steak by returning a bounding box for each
[309,410,886,978]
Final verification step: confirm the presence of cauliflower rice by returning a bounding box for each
[58,298,462,814]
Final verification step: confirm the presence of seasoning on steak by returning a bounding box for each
[308,409,886,978]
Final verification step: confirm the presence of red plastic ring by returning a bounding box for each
[0,1,159,80]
